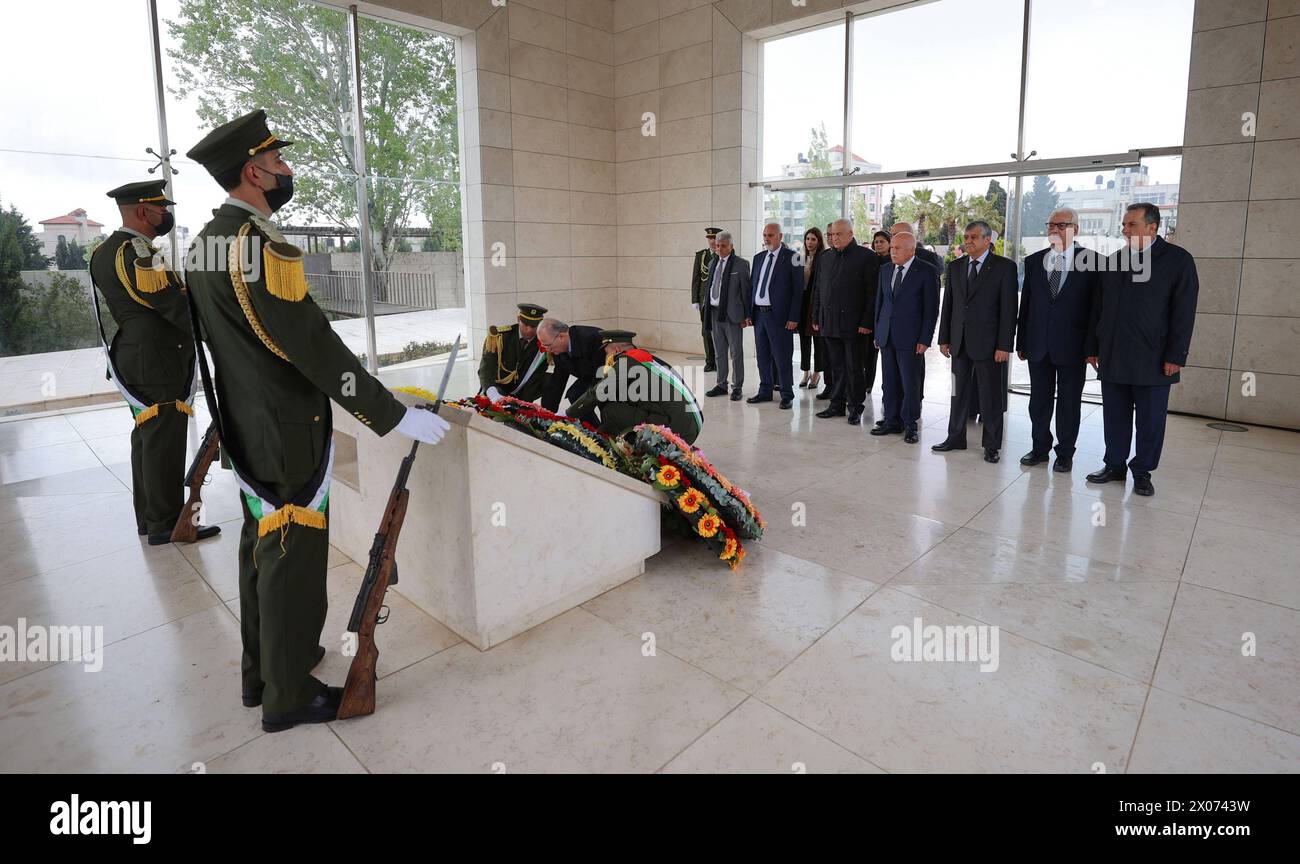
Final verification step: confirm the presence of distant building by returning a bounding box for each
[38,209,104,263]
[766,146,885,238]
[1057,166,1179,239]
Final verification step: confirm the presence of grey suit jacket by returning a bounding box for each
[705,254,753,325]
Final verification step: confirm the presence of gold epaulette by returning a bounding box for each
[115,244,153,309]
[263,241,309,302]
[483,327,503,355]
[133,255,171,294]
[230,223,290,362]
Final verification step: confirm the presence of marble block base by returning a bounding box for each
[329,396,663,649]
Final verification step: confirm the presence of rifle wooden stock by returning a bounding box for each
[170,422,221,543]
[337,443,415,720]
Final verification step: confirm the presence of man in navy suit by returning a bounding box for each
[1017,208,1101,472]
[748,223,803,409]
[1087,203,1198,497]
[871,232,939,442]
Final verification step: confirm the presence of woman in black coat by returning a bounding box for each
[797,227,827,388]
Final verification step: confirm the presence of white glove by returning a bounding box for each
[395,406,450,445]
[485,386,503,401]
[692,303,700,312]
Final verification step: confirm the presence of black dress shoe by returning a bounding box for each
[148,524,222,546]
[983,448,1000,463]
[262,685,343,733]
[705,385,728,397]
[1133,475,1155,496]
[703,364,716,373]
[874,419,888,428]
[746,394,773,404]
[243,645,327,708]
[729,391,742,401]
[779,399,792,409]
[1052,457,1072,473]
[815,389,832,400]
[1086,466,1127,484]
[931,439,967,452]
[904,430,919,443]
[1020,451,1049,466]
[816,407,846,418]
[137,527,147,537]
[847,412,862,426]
[870,425,902,436]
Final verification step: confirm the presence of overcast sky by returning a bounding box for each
[1,0,1192,235]
[762,0,1194,198]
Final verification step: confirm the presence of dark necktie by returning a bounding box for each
[1048,253,1063,300]
[968,259,979,284]
[892,266,903,298]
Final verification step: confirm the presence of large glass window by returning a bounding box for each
[1022,0,1194,159]
[762,22,845,180]
[850,0,1024,172]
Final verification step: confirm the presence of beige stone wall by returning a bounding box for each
[362,0,1300,428]
[1175,0,1300,428]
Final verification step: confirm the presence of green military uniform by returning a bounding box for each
[569,330,704,444]
[184,110,408,717]
[477,302,551,402]
[689,228,721,370]
[87,180,196,538]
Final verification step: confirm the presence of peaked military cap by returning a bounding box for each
[704,227,722,237]
[106,179,175,207]
[516,303,547,323]
[597,329,637,346]
[186,109,294,179]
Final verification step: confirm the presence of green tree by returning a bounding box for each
[12,273,100,355]
[1020,175,1060,238]
[894,187,937,242]
[0,201,53,354]
[985,179,1008,222]
[882,190,896,228]
[801,124,842,234]
[55,235,88,271]
[166,0,460,274]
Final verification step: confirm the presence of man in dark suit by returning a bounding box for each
[932,220,1018,463]
[702,231,752,402]
[872,232,939,442]
[690,227,721,372]
[749,223,803,409]
[1017,208,1101,472]
[814,218,881,425]
[1087,203,1198,497]
[538,317,605,416]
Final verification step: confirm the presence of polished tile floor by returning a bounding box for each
[1,348,1298,773]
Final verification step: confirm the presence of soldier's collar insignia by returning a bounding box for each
[130,236,157,258]
[249,213,285,244]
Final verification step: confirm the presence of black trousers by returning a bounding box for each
[860,333,878,393]
[825,334,865,413]
[130,403,188,535]
[700,306,715,367]
[947,350,1004,450]
[799,331,825,373]
[1028,359,1086,458]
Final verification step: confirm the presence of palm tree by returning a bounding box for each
[894,187,937,241]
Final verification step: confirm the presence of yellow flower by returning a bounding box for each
[720,536,738,560]
[391,385,441,403]
[677,488,705,514]
[696,513,722,538]
[656,465,681,487]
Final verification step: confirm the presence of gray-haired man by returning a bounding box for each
[702,231,753,401]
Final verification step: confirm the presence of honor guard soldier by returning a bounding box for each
[690,227,721,372]
[568,330,704,444]
[89,180,220,546]
[183,109,449,732]
[478,302,550,402]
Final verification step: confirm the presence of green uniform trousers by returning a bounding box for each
[238,497,331,715]
[129,406,189,535]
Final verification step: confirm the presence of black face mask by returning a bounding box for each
[254,165,294,212]
[151,209,175,237]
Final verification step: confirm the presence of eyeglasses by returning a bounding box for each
[1045,222,1077,230]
